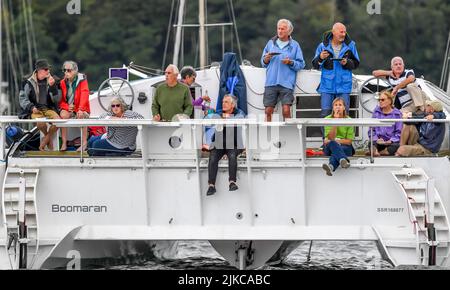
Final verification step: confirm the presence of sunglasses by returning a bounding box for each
[39,68,49,71]
[378,98,388,102]
[111,104,121,108]
[63,68,73,73]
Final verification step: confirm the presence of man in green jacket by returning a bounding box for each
[152,64,193,121]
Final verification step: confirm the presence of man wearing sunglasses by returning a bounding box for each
[18,59,61,151]
[59,60,90,151]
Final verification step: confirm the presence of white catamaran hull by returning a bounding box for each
[1,67,450,269]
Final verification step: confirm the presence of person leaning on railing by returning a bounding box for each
[87,97,144,156]
[367,90,402,156]
[321,97,355,177]
[396,100,446,157]
[372,56,429,114]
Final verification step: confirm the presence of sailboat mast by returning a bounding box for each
[0,0,3,99]
[173,0,186,67]
[199,0,206,68]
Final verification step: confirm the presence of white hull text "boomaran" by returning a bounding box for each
[52,204,107,213]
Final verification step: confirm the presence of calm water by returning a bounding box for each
[105,241,394,270]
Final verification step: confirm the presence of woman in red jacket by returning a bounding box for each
[59,61,90,151]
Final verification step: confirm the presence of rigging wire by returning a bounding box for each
[8,0,24,77]
[21,0,33,72]
[2,1,20,102]
[27,0,38,59]
[228,0,243,64]
[162,0,176,71]
[205,0,209,65]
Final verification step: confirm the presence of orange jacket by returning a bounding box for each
[59,73,90,113]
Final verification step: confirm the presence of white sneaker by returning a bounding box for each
[340,158,350,169]
[322,163,333,176]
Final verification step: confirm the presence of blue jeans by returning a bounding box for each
[320,93,350,117]
[323,141,354,171]
[87,135,134,156]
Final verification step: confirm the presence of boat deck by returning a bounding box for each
[18,149,450,159]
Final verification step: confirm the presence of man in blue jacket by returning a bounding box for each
[396,100,446,156]
[261,19,305,122]
[312,22,360,118]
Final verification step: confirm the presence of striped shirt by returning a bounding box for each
[388,69,415,108]
[99,110,144,149]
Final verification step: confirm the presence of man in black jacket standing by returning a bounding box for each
[19,59,61,151]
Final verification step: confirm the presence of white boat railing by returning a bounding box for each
[1,117,449,163]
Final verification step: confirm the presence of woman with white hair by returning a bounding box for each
[87,97,144,156]
[59,60,90,151]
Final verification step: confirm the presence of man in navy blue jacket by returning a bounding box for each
[312,22,360,118]
[396,100,446,156]
[261,19,305,122]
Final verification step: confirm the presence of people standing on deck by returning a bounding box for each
[322,98,355,176]
[372,56,429,114]
[205,94,246,196]
[59,61,90,151]
[180,66,211,117]
[312,22,360,117]
[261,19,305,122]
[396,100,446,157]
[87,97,144,156]
[18,59,61,151]
[367,90,402,156]
[152,64,193,121]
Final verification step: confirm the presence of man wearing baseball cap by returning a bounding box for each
[18,59,61,151]
[396,100,446,156]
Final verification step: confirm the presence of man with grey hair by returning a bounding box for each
[373,56,428,114]
[204,94,246,196]
[152,64,193,121]
[59,60,90,151]
[312,22,360,118]
[261,18,305,122]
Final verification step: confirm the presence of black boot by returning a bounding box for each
[206,185,216,196]
[229,182,238,191]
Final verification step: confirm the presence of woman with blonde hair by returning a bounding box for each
[322,97,355,176]
[367,90,402,156]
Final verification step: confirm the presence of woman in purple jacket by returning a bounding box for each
[180,66,211,115]
[368,90,403,156]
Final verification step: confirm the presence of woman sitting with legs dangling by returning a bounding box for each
[322,97,355,176]
[87,97,144,156]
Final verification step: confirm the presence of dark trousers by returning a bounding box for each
[208,149,242,184]
[373,142,400,156]
[323,141,354,171]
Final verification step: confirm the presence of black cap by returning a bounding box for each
[35,59,51,71]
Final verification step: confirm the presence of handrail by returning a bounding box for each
[1,116,449,127]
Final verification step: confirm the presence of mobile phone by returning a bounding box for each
[331,58,343,61]
[268,52,281,56]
